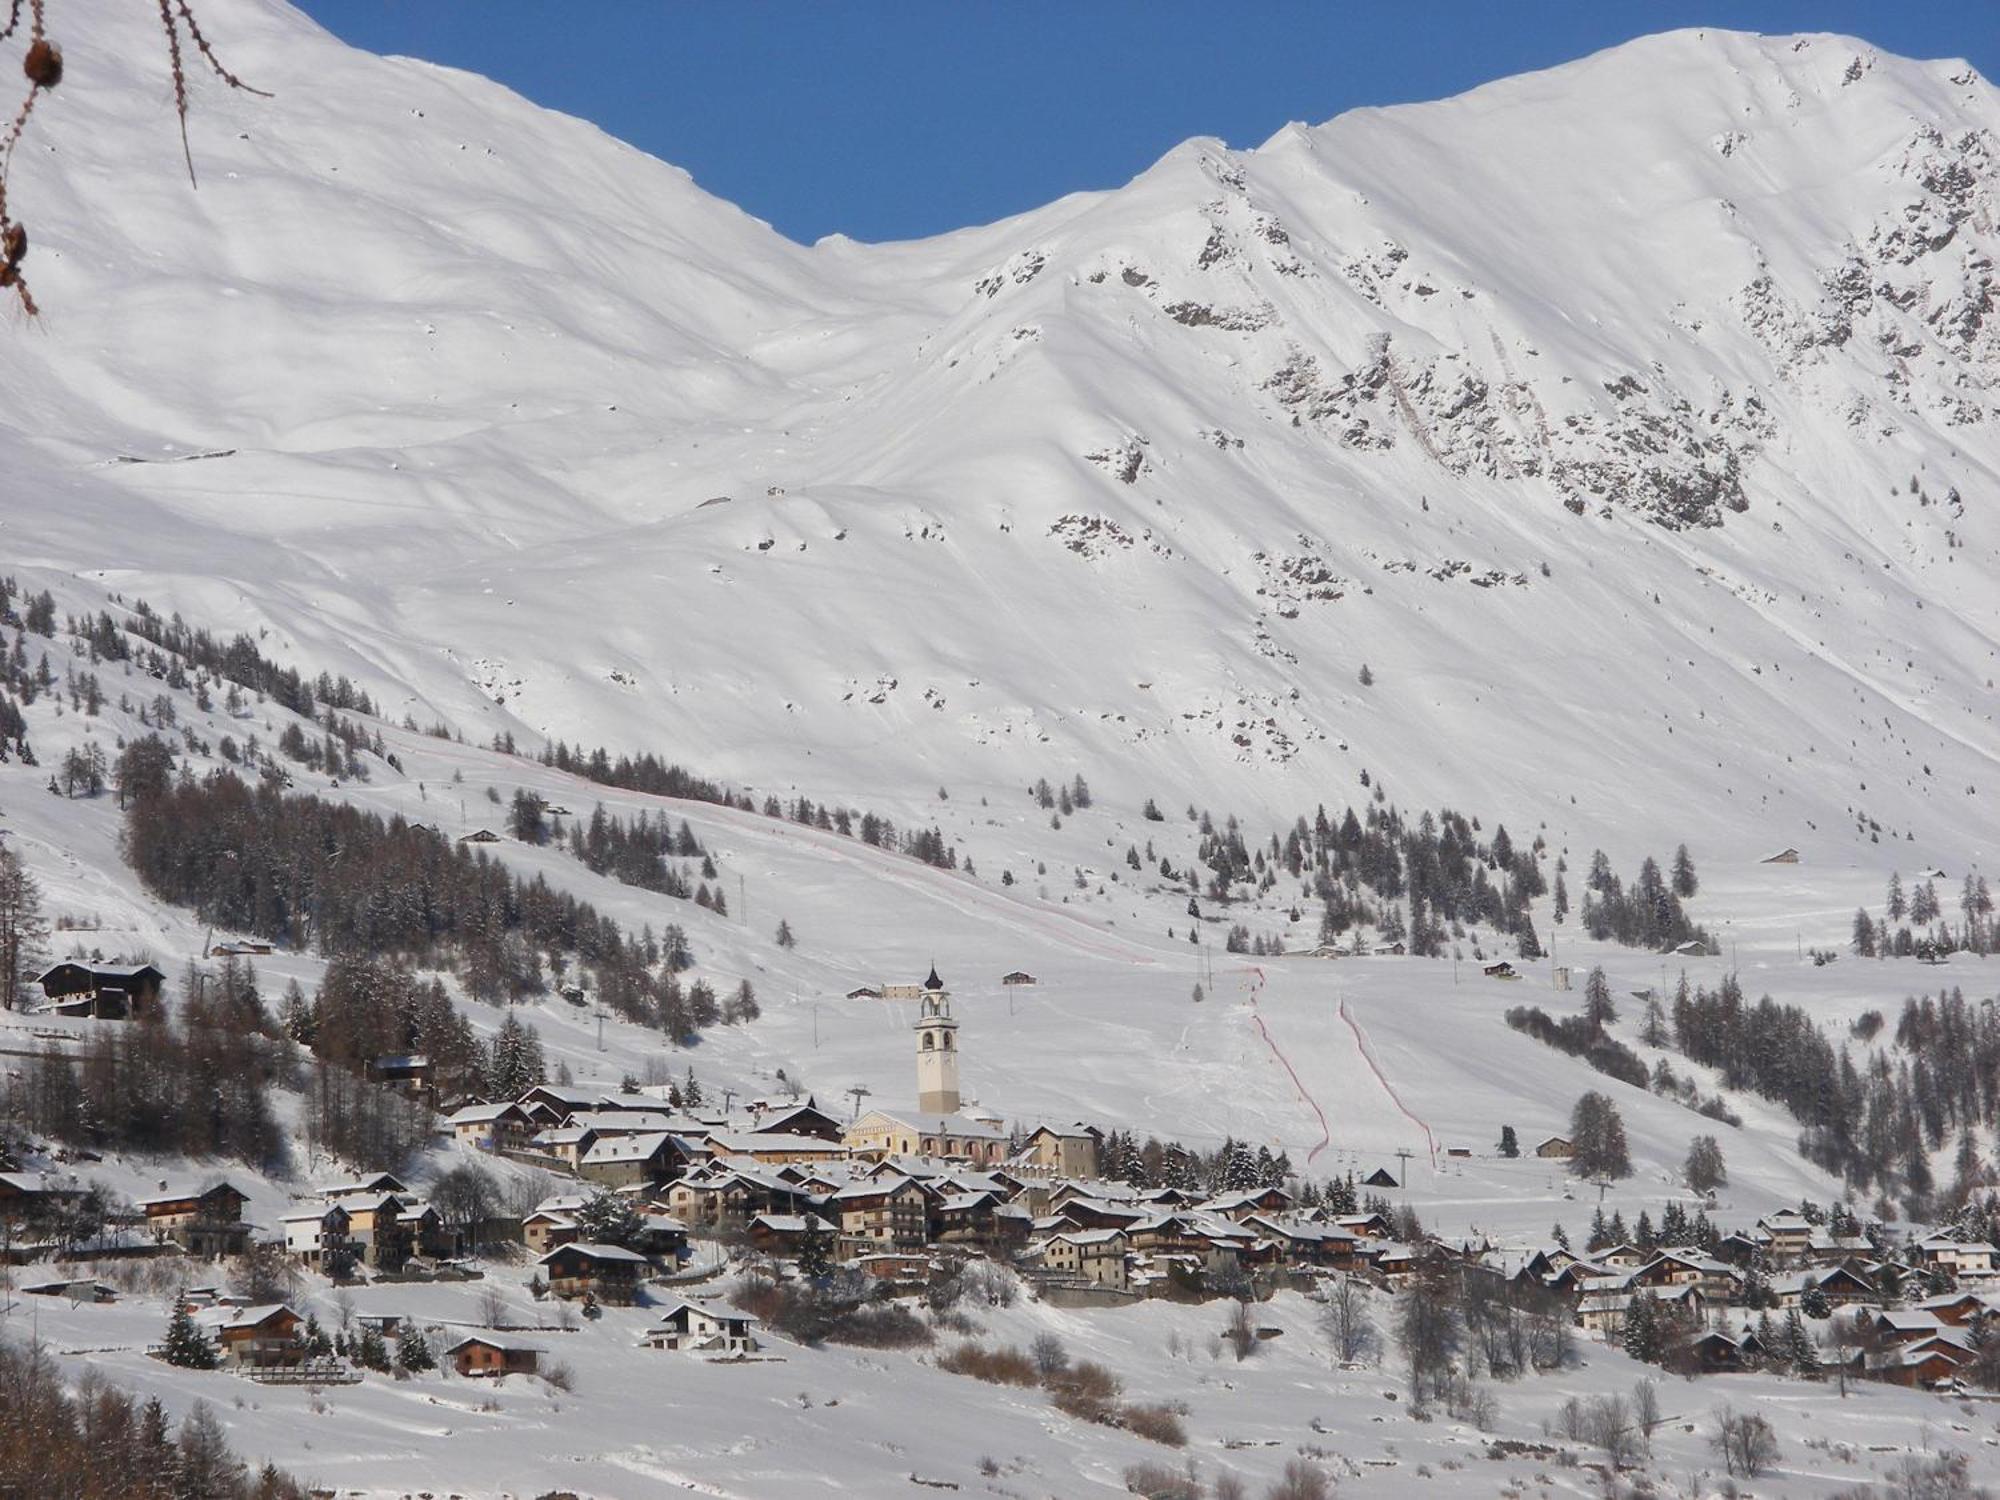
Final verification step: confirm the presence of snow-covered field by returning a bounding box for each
[3,1,2000,1493]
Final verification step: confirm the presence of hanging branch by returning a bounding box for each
[1,0,269,316]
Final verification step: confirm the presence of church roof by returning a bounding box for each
[924,964,944,991]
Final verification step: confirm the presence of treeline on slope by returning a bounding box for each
[0,1341,307,1500]
[18,585,394,786]
[1852,868,1997,961]
[118,595,378,721]
[0,573,55,761]
[1163,784,1705,958]
[1671,976,2000,1218]
[512,791,730,908]
[525,733,963,871]
[121,747,697,1010]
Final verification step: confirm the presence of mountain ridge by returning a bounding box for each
[2,3,1995,872]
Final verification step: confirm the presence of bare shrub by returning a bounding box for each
[936,1342,1038,1387]
[1047,1359,1122,1424]
[1266,1458,1333,1500]
[1712,1404,1779,1479]
[1123,1460,1201,1499]
[1318,1275,1381,1365]
[826,1302,931,1348]
[1120,1402,1187,1448]
[541,1361,574,1393]
[1031,1332,1069,1377]
[477,1286,508,1329]
[1225,1297,1257,1361]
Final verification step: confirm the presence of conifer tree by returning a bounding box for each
[1671,844,1698,899]
[395,1325,435,1373]
[573,1190,645,1249]
[1583,966,1616,1027]
[1622,1289,1663,1363]
[162,1299,220,1369]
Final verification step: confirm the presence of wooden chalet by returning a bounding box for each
[748,1099,846,1142]
[200,1304,304,1369]
[35,961,165,1019]
[830,1176,930,1254]
[447,1334,542,1378]
[537,1242,652,1304]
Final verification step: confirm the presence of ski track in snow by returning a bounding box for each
[1239,963,1335,1166]
[1340,996,1439,1168]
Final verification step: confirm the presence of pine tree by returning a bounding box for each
[573,1189,645,1249]
[1851,908,1877,957]
[798,1222,835,1281]
[1887,872,1907,922]
[774,918,795,949]
[1911,879,1940,925]
[1640,992,1669,1047]
[0,843,47,1009]
[1497,1124,1519,1158]
[1587,1207,1610,1251]
[1685,1135,1727,1194]
[1583,966,1616,1027]
[1569,1091,1632,1179]
[1222,1138,1259,1191]
[395,1325,435,1373]
[162,1300,219,1369]
[1781,1309,1816,1372]
[355,1325,391,1372]
[1671,844,1698,899]
[1622,1289,1662,1363]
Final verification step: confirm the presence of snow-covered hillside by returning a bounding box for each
[2,3,1995,873]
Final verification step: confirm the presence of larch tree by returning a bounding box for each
[0,842,47,1008]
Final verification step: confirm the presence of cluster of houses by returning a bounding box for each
[279,1173,467,1276]
[1513,1207,2000,1389]
[440,1075,1411,1303]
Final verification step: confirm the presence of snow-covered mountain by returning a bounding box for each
[4,2,1995,872]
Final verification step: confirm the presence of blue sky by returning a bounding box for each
[299,2,1992,245]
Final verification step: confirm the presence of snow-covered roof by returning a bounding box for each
[538,1241,652,1265]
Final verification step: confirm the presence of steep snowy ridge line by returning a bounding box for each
[0,7,1994,875]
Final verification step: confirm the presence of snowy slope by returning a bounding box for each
[0,4,1994,876]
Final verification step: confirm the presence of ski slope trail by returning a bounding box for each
[1240,964,1335,1166]
[1340,996,1440,1170]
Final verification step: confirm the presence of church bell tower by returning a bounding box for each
[915,964,960,1115]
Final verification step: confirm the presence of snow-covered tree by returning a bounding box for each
[162,1300,219,1369]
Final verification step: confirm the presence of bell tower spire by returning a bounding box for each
[915,964,960,1115]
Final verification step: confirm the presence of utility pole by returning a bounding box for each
[1395,1147,1416,1186]
[847,1084,871,1122]
[738,873,747,924]
[721,1087,738,1116]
